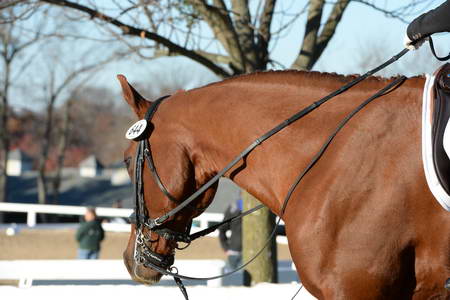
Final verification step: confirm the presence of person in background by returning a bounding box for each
[218,198,243,270]
[404,0,450,50]
[76,207,105,259]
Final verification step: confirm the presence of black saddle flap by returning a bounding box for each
[432,63,450,194]
[438,64,450,91]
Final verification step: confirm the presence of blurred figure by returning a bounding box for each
[76,207,105,259]
[219,199,243,270]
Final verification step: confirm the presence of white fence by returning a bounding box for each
[0,202,287,243]
[0,202,223,234]
[0,202,132,227]
[0,259,226,288]
[0,204,295,288]
[0,259,298,288]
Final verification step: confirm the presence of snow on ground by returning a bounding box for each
[0,283,318,300]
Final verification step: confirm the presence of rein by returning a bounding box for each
[429,36,450,61]
[137,48,410,231]
[130,48,411,299]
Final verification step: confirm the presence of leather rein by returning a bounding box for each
[130,96,267,272]
[128,48,411,299]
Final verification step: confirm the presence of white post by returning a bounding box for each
[27,211,36,227]
[201,218,208,230]
[207,276,223,287]
[205,263,225,287]
[19,278,33,288]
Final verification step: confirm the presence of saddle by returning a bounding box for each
[431,63,450,194]
[422,63,450,211]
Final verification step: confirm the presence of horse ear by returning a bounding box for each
[117,74,150,119]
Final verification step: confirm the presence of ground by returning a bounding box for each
[0,283,317,300]
[0,228,292,260]
[0,229,309,299]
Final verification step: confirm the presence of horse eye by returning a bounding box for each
[124,157,132,169]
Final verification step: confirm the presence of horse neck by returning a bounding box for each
[163,74,427,215]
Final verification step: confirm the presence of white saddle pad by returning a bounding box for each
[422,68,450,211]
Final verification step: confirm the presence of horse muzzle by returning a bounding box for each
[123,251,166,285]
[123,236,175,285]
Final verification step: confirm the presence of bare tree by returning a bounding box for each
[35,43,125,207]
[34,0,435,75]
[0,6,41,217]
[292,0,350,70]
[7,0,437,283]
[51,97,72,205]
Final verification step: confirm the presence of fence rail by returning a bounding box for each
[0,202,287,242]
[0,202,224,234]
[0,259,226,288]
[0,259,298,288]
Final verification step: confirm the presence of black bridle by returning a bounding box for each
[128,48,413,299]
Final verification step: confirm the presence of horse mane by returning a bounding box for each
[203,69,424,90]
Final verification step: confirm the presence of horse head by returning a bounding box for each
[117,75,214,285]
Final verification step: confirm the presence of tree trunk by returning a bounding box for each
[292,0,350,70]
[0,168,7,223]
[242,190,278,286]
[52,99,72,204]
[0,60,11,223]
[37,171,47,205]
[37,95,55,210]
[0,100,9,207]
[291,0,324,70]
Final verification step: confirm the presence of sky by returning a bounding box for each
[6,0,450,110]
[94,0,449,93]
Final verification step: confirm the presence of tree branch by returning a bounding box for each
[291,0,350,71]
[154,48,233,65]
[291,0,325,70]
[231,0,258,71]
[52,51,127,99]
[314,0,350,62]
[257,0,276,68]
[0,0,29,10]
[0,1,39,24]
[351,0,409,23]
[40,0,231,77]
[186,0,244,73]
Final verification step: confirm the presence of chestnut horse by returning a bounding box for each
[118,70,450,299]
